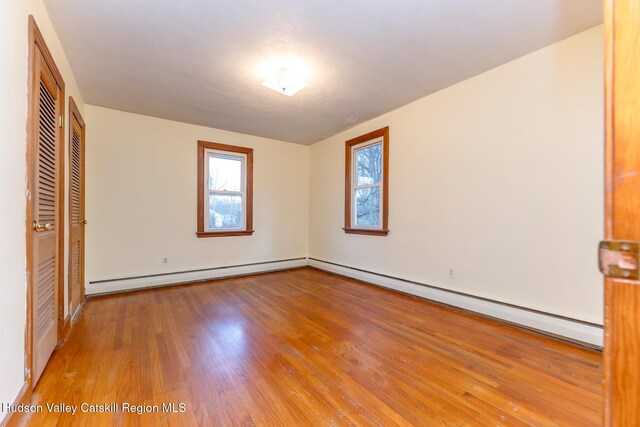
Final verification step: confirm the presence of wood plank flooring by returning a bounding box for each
[18,268,602,426]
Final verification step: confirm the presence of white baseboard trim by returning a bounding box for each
[309,258,603,348]
[86,257,308,296]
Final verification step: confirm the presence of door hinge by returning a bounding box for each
[59,115,64,128]
[599,240,640,280]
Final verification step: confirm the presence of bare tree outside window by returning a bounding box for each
[344,127,389,236]
[197,140,254,237]
[354,143,382,227]
[208,155,244,229]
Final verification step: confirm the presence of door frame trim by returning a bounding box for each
[603,1,614,422]
[603,0,640,423]
[67,96,85,321]
[26,15,66,389]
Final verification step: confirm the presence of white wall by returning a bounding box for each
[84,106,309,289]
[0,0,85,417]
[309,26,604,325]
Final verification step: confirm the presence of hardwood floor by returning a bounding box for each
[17,268,602,426]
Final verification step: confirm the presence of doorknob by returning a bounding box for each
[33,221,52,232]
[81,219,87,225]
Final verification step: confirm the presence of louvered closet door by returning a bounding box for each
[32,49,62,385]
[69,109,85,318]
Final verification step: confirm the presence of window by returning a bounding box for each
[197,141,253,237]
[344,127,389,236]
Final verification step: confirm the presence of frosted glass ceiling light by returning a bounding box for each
[261,66,307,96]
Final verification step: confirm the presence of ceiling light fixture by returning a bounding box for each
[261,64,308,96]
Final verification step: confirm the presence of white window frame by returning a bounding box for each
[351,137,384,230]
[204,148,247,232]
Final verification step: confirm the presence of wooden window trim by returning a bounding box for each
[344,127,389,236]
[197,140,254,238]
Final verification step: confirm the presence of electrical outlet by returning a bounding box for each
[162,257,168,265]
[448,268,455,279]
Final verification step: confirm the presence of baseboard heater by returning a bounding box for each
[86,257,308,296]
[308,258,603,349]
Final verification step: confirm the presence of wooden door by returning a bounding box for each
[27,16,66,387]
[68,98,86,318]
[603,0,640,425]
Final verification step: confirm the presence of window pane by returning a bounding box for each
[356,143,382,185]
[209,155,242,191]
[209,194,243,229]
[354,187,380,227]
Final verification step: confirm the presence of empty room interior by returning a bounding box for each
[2,0,640,425]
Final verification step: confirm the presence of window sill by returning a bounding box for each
[343,228,389,236]
[196,230,254,238]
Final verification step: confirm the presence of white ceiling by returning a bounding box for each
[45,0,602,145]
